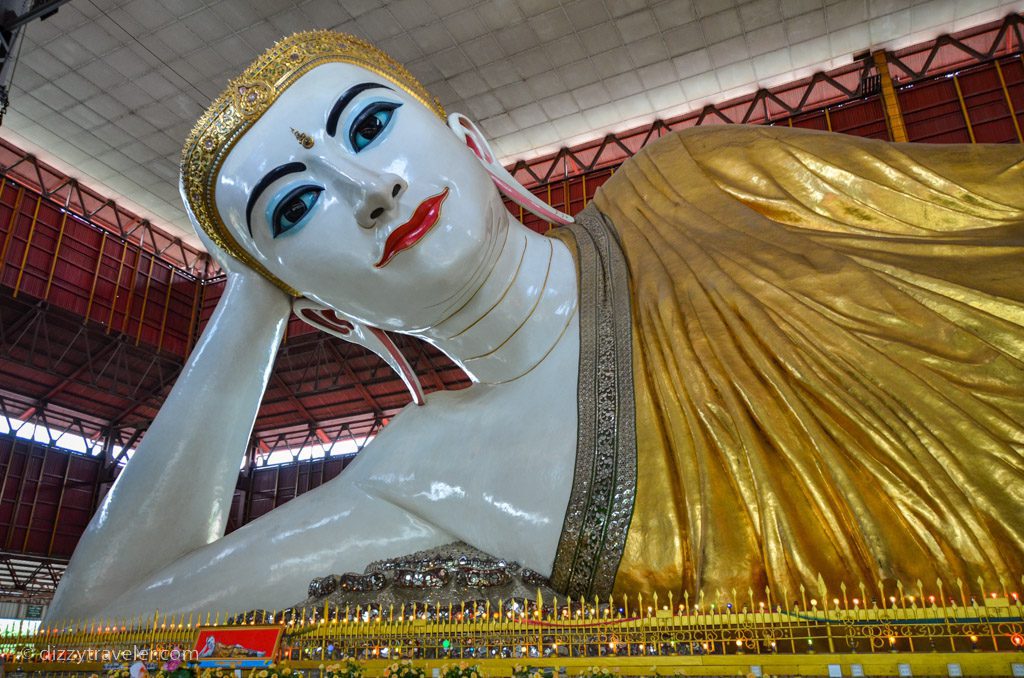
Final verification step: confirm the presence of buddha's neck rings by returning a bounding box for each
[415,211,578,384]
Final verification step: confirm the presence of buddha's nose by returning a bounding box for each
[356,174,406,229]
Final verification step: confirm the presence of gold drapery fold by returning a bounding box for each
[594,126,1024,598]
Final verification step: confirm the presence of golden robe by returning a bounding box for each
[587,126,1024,599]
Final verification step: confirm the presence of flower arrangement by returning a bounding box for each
[511,665,542,678]
[440,663,481,678]
[321,660,363,678]
[106,670,131,678]
[382,660,425,678]
[246,664,296,678]
[157,668,195,678]
[157,660,195,678]
[578,669,615,678]
[198,668,238,678]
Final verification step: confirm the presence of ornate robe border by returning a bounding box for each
[549,204,638,599]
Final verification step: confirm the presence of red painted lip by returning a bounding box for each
[375,187,449,268]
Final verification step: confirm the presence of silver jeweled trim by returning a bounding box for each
[548,204,637,599]
[299,542,558,609]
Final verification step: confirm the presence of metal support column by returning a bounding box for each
[873,50,909,142]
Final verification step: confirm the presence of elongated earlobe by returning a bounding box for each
[448,112,574,226]
[293,299,426,406]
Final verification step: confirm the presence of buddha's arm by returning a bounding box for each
[48,268,291,623]
[90,465,454,619]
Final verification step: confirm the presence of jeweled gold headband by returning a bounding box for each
[180,30,446,296]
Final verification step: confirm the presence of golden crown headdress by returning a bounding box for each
[180,30,446,296]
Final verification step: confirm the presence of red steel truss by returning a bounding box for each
[0,142,212,278]
[508,13,1024,187]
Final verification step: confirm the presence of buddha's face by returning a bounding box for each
[215,62,506,330]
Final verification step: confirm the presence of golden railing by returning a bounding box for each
[5,578,1024,675]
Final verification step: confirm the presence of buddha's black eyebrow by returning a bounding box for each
[326,83,392,137]
[245,162,306,236]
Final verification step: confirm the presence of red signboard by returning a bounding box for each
[193,626,283,666]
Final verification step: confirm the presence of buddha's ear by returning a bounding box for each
[293,299,426,406]
[448,112,574,226]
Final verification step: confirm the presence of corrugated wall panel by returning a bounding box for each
[899,58,1023,144]
[0,438,106,558]
[790,111,831,131]
[51,455,103,556]
[958,67,1018,142]
[827,97,890,139]
[231,455,355,531]
[1005,58,1024,118]
[901,77,974,143]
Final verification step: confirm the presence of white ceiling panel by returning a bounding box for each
[2,0,1021,248]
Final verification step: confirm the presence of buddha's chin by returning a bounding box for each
[298,208,500,332]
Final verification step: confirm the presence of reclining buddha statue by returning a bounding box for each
[47,31,1024,622]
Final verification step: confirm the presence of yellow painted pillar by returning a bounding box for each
[872,50,909,142]
[952,74,977,143]
[994,60,1023,142]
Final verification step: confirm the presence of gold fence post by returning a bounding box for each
[146,610,158,657]
[979,576,999,651]
[816,575,834,654]
[536,589,544,655]
[896,581,914,652]
[636,592,645,655]
[564,594,573,657]
[936,579,954,652]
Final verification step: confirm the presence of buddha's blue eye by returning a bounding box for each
[349,102,401,152]
[270,185,322,238]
